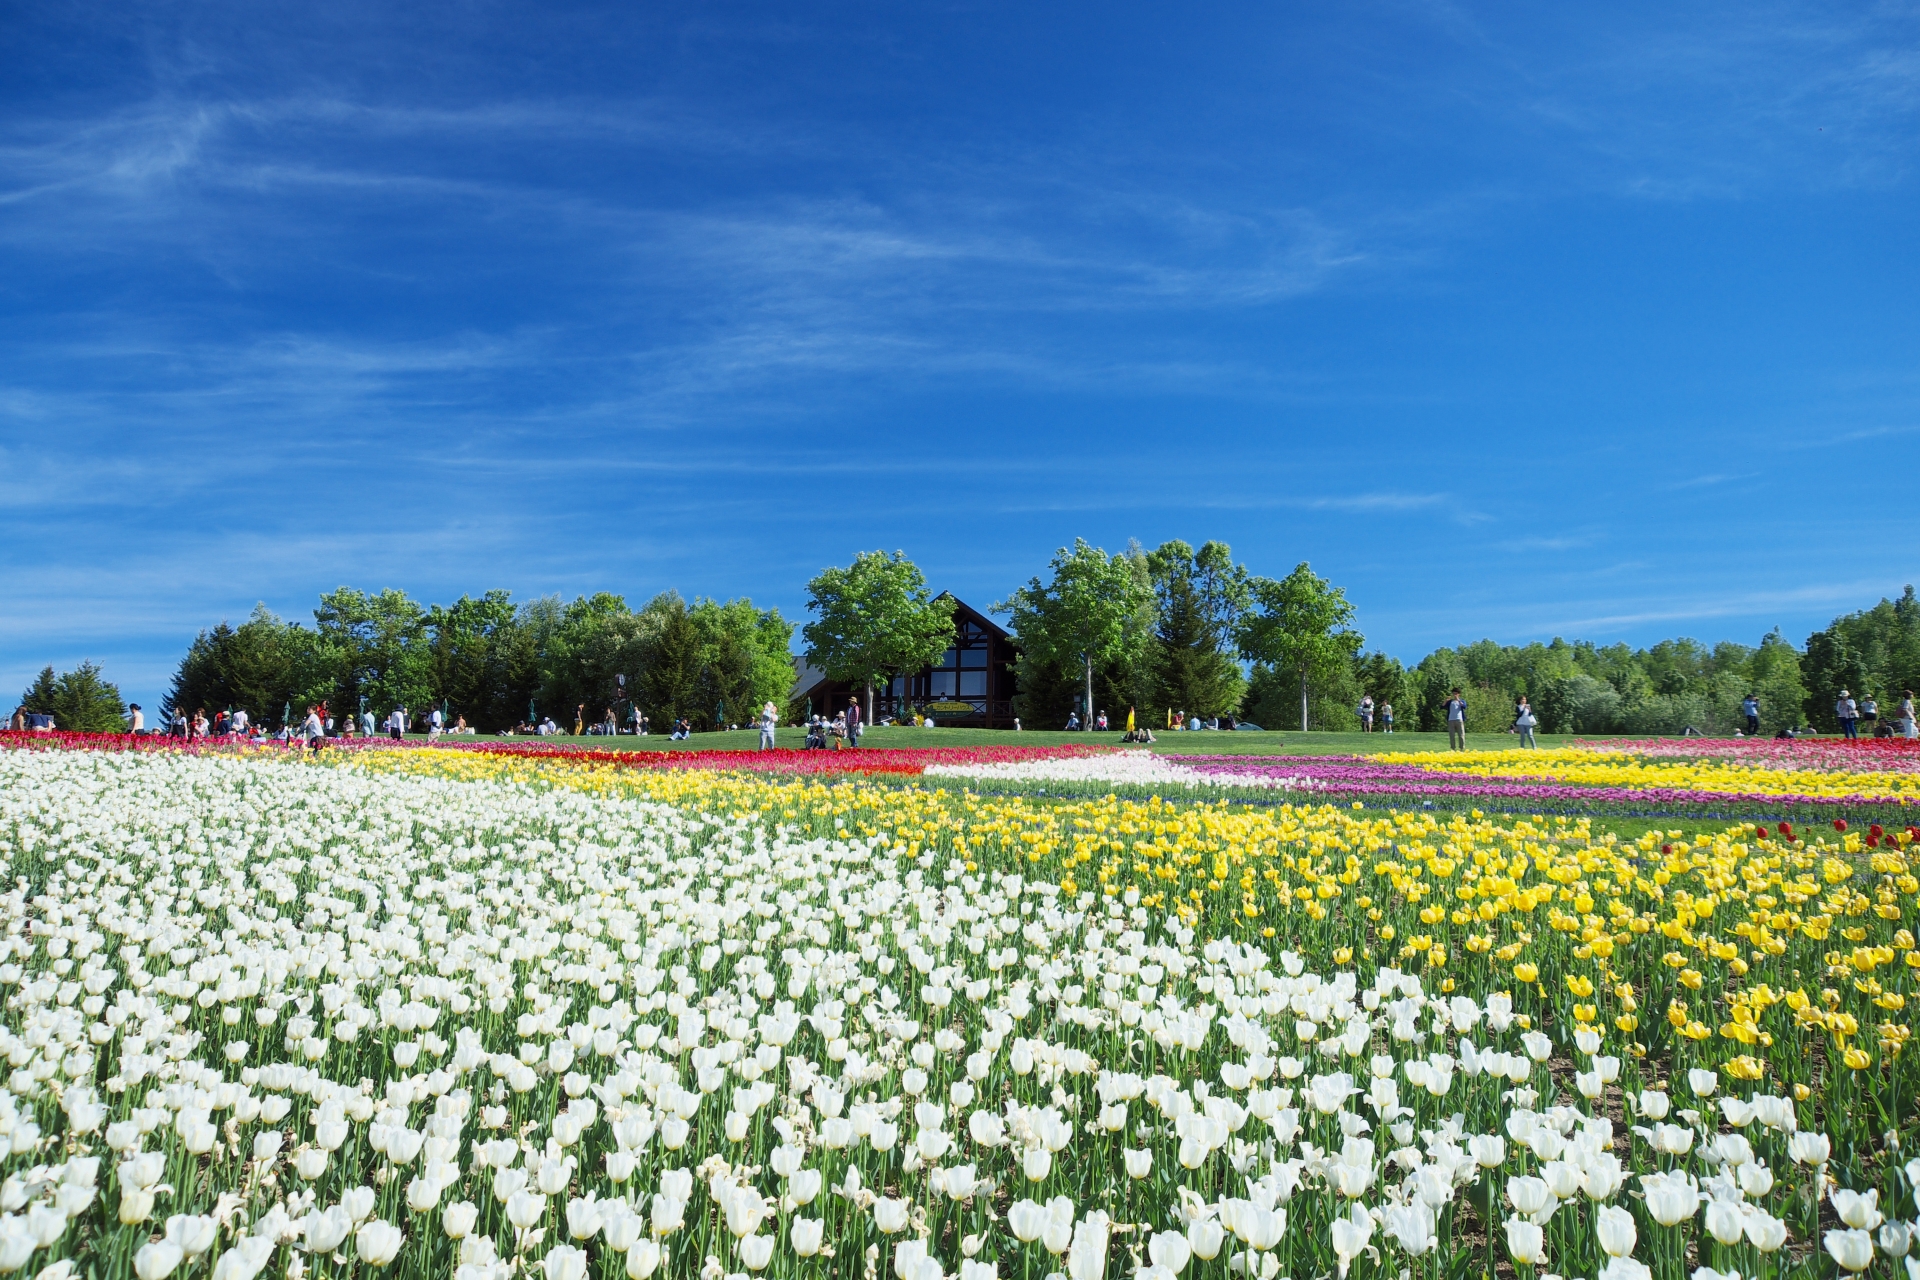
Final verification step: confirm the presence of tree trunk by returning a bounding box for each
[863,679,872,729]
[1299,667,1309,733]
[1085,654,1095,732]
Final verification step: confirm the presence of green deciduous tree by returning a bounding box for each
[804,552,956,727]
[1237,562,1363,732]
[315,587,433,721]
[998,539,1155,731]
[690,597,797,729]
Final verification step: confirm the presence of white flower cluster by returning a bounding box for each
[924,751,1320,792]
[0,749,1858,1280]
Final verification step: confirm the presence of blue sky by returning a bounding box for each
[4,0,1918,710]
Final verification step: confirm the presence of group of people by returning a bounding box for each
[801,698,863,749]
[1355,696,1396,733]
[1832,689,1919,739]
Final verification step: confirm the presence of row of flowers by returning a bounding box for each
[0,730,1105,777]
[3,743,1918,1280]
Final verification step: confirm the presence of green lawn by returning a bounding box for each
[453,725,1593,754]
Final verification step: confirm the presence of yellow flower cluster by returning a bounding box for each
[1377,747,1920,802]
[337,747,1920,1090]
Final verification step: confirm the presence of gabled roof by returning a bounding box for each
[789,595,1008,699]
[937,593,1010,640]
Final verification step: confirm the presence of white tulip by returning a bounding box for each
[443,1201,479,1239]
[1826,1228,1876,1273]
[133,1241,185,1280]
[1505,1217,1547,1266]
[357,1221,405,1268]
[1330,1203,1373,1276]
[1704,1198,1746,1247]
[1745,1208,1788,1252]
[1595,1204,1637,1257]
[791,1218,824,1256]
[1022,1146,1053,1181]
[506,1189,547,1231]
[1384,1200,1436,1256]
[1788,1133,1830,1166]
[1148,1230,1192,1273]
[1832,1190,1884,1231]
[737,1234,773,1272]
[166,1215,218,1257]
[874,1198,910,1234]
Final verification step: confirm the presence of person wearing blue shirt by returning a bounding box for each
[1445,688,1468,750]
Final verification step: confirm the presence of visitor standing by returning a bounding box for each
[758,701,778,750]
[1836,690,1859,739]
[361,708,375,738]
[126,703,143,734]
[1515,697,1538,748]
[191,708,209,740]
[1358,695,1374,733]
[573,704,585,736]
[847,697,862,746]
[1381,702,1394,734]
[1096,710,1108,731]
[1445,688,1468,750]
[429,706,445,738]
[1861,694,1879,733]
[173,708,188,738]
[1902,690,1918,739]
[388,706,407,741]
[232,708,248,736]
[1742,693,1760,736]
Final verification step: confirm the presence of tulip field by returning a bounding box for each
[2,734,1919,1280]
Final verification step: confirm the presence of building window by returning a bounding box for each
[930,671,957,696]
[959,671,987,697]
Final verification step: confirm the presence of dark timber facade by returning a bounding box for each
[791,595,1019,729]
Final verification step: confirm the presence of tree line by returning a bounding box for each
[159,588,795,733]
[999,543,1920,736]
[14,548,1920,737]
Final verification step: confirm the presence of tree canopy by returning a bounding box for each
[998,539,1155,729]
[803,551,956,722]
[1237,563,1364,732]
[19,661,126,732]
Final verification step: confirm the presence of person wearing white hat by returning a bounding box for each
[1835,690,1858,740]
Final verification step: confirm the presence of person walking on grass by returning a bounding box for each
[1515,696,1538,748]
[1836,689,1859,740]
[1742,692,1760,736]
[847,697,863,747]
[758,701,778,751]
[1358,695,1374,733]
[1381,702,1394,734]
[1445,688,1468,750]
[1902,689,1918,740]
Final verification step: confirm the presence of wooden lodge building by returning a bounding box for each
[790,595,1019,729]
